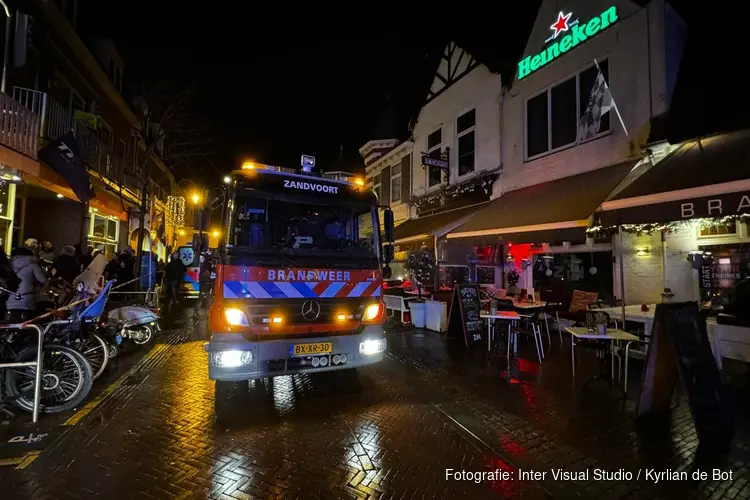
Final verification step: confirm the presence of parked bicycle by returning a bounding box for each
[0,286,94,417]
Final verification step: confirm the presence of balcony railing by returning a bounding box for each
[12,87,170,204]
[0,92,40,158]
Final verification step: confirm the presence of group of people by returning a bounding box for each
[0,237,213,324]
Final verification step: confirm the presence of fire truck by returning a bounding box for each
[206,158,394,402]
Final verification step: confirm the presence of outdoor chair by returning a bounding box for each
[510,307,545,364]
[542,301,565,344]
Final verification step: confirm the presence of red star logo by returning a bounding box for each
[550,11,572,39]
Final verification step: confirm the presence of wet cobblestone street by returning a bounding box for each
[2,322,750,499]
[0,323,546,499]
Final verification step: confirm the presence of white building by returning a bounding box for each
[390,41,506,286]
[447,0,688,302]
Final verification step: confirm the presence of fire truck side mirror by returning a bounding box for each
[383,209,394,242]
[382,265,392,280]
[383,243,394,263]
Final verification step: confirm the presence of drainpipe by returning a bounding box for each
[1,1,11,93]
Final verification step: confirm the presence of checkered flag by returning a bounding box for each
[578,69,614,141]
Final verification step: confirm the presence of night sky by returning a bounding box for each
[76,1,548,182]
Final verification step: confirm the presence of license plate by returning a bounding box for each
[291,342,333,356]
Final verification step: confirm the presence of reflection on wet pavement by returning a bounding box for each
[1,324,543,499]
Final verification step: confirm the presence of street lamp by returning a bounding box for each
[191,193,200,205]
[223,176,231,184]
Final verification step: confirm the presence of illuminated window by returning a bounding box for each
[699,221,737,237]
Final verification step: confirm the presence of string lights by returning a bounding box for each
[587,213,750,238]
[410,171,499,212]
[166,196,186,228]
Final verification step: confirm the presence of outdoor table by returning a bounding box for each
[512,300,546,309]
[565,327,642,396]
[481,311,521,355]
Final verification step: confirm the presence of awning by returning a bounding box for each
[393,202,487,244]
[599,130,750,226]
[448,159,640,244]
[22,163,130,221]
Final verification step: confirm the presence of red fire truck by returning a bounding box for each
[206,160,394,402]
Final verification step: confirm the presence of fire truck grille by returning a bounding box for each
[244,298,374,325]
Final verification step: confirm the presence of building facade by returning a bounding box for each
[389,41,504,286]
[0,0,175,260]
[445,0,687,302]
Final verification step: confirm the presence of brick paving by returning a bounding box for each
[1,322,548,499]
[386,329,750,500]
[5,319,750,499]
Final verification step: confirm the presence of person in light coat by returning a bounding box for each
[7,247,46,322]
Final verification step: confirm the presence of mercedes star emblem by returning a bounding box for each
[301,300,321,321]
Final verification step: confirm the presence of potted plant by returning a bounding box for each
[506,269,520,297]
[405,248,436,328]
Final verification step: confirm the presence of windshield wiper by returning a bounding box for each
[275,250,299,268]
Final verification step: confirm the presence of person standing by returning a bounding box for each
[164,252,186,317]
[7,247,46,322]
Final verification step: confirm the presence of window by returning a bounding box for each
[88,209,119,260]
[427,128,442,187]
[391,164,402,203]
[699,221,738,238]
[525,60,610,159]
[457,109,475,176]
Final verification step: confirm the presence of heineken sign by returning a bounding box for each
[518,5,619,80]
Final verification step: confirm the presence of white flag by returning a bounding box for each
[578,70,614,141]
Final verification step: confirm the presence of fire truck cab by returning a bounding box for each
[206,159,394,400]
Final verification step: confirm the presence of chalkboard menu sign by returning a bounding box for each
[446,283,484,347]
[636,302,733,450]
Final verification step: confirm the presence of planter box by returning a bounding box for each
[425,299,447,332]
[410,301,426,329]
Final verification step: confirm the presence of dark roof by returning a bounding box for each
[451,160,639,236]
[394,203,487,242]
[665,3,750,142]
[612,129,750,200]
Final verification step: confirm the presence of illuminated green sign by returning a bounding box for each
[517,5,619,80]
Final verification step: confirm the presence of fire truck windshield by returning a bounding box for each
[229,193,378,267]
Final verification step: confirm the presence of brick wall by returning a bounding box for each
[24,197,85,249]
[621,232,663,304]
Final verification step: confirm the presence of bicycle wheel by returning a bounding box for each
[74,333,109,380]
[5,344,94,414]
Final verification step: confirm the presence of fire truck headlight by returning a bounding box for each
[212,350,252,368]
[224,308,249,326]
[359,339,386,355]
[363,303,384,321]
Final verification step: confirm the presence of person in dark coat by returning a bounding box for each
[193,258,212,319]
[52,245,80,285]
[164,252,186,315]
[116,249,135,290]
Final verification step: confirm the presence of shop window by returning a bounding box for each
[391,164,401,203]
[88,209,119,259]
[699,221,737,237]
[525,60,610,159]
[457,109,475,176]
[427,128,443,187]
[0,183,15,254]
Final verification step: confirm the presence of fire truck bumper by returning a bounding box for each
[205,325,386,381]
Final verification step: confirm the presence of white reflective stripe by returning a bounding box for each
[320,282,345,298]
[274,281,304,298]
[243,281,271,298]
[223,284,238,298]
[347,281,370,297]
[305,282,318,291]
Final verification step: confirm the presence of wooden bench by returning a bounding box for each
[383,294,418,324]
